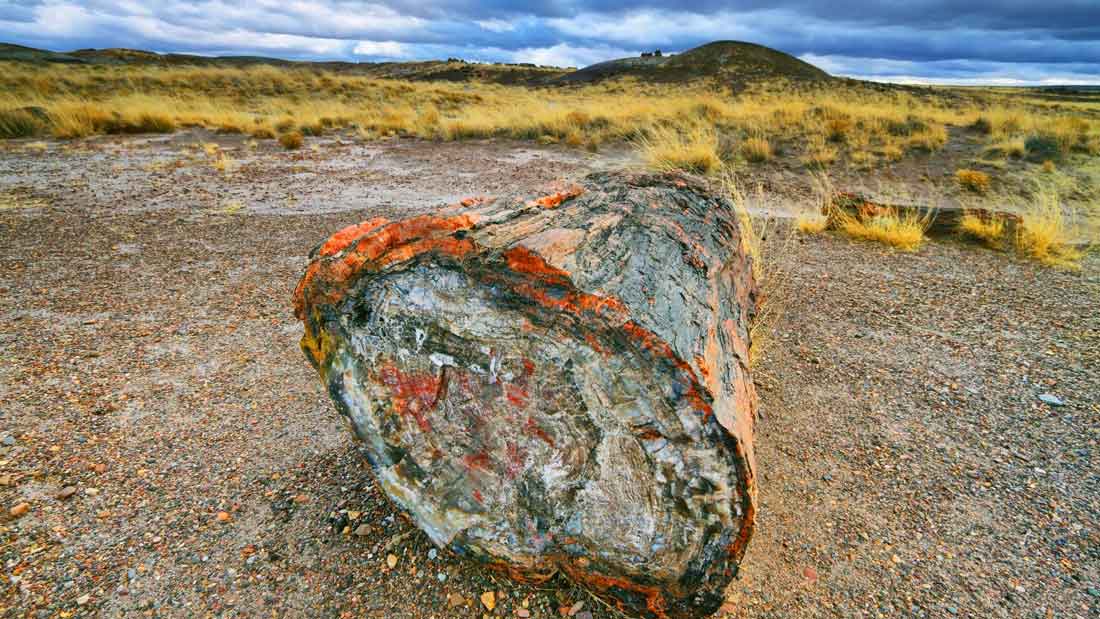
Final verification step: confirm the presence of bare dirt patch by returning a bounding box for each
[1,134,1097,619]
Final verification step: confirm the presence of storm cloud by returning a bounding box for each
[1,0,1098,83]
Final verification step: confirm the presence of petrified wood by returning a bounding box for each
[293,171,759,619]
[829,191,1022,238]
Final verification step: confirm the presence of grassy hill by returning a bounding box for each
[558,41,832,87]
[0,43,569,85]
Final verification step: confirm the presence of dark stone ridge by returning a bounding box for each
[294,171,760,619]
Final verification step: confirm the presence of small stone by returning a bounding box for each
[85,487,100,496]
[803,566,818,582]
[57,486,78,500]
[76,594,90,605]
[216,511,231,522]
[386,553,398,569]
[10,502,29,518]
[2,435,14,446]
[293,494,309,504]
[93,463,106,474]
[1087,587,1100,597]
[428,548,438,560]
[347,510,360,520]
[1038,393,1065,406]
[353,524,370,536]
[447,593,466,608]
[517,610,530,618]
[437,572,447,583]
[568,601,584,615]
[480,591,496,611]
[575,612,592,619]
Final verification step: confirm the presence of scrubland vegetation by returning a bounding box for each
[0,61,1095,268]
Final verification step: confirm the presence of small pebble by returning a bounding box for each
[10,502,29,518]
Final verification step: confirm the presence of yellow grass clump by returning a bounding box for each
[958,211,1006,247]
[955,169,991,194]
[278,131,304,150]
[833,205,930,251]
[795,211,829,234]
[741,136,773,163]
[638,125,721,175]
[1015,187,1082,269]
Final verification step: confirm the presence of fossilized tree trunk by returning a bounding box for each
[294,171,759,619]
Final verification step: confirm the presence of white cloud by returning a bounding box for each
[353,40,410,58]
[510,43,637,68]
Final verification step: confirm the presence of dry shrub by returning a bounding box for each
[955,169,991,194]
[638,125,721,175]
[278,131,304,150]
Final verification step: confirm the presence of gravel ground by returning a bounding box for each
[1,133,1097,619]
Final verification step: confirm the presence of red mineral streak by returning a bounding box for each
[524,417,555,447]
[376,365,441,433]
[463,452,492,471]
[528,185,583,209]
[505,384,529,407]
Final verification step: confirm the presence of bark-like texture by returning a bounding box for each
[293,171,759,619]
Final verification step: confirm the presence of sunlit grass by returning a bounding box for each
[1015,185,1083,269]
[638,125,721,174]
[958,211,1006,247]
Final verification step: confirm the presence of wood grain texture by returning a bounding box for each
[294,171,760,619]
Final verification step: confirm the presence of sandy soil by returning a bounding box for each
[1,133,1097,619]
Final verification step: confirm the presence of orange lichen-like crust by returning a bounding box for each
[293,213,479,320]
[527,185,584,209]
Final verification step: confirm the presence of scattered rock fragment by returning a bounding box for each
[481,591,496,611]
[56,486,78,500]
[447,593,466,608]
[386,553,397,569]
[1038,393,1065,406]
[10,502,30,518]
[216,511,232,522]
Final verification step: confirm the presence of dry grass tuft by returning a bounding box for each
[795,211,829,234]
[836,209,928,251]
[278,131,304,150]
[958,211,1006,247]
[741,136,773,163]
[1015,186,1082,269]
[638,125,720,175]
[0,108,43,138]
[720,169,795,366]
[955,169,991,194]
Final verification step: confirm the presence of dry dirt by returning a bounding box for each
[1,132,1097,619]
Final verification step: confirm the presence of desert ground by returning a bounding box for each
[1,128,1097,619]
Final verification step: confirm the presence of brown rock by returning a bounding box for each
[447,593,466,608]
[216,511,231,522]
[10,502,29,518]
[56,486,78,500]
[295,172,759,619]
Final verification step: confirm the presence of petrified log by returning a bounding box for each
[829,192,1022,238]
[293,171,759,619]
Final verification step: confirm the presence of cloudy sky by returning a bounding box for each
[2,1,1099,84]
